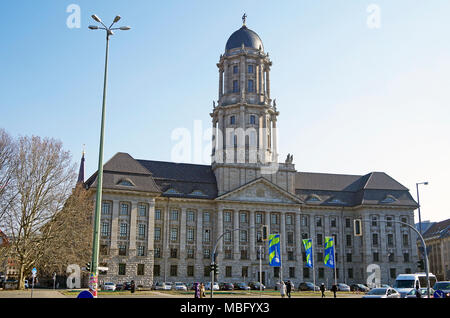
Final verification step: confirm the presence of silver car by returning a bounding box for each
[406,288,435,298]
[362,287,401,298]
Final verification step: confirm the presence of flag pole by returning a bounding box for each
[312,238,316,293]
[333,237,337,287]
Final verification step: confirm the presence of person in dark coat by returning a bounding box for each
[286,281,292,298]
[130,280,136,293]
[320,283,326,298]
[415,286,422,298]
[331,284,337,298]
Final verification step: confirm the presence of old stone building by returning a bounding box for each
[84,19,419,288]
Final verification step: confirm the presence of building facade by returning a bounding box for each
[85,20,420,288]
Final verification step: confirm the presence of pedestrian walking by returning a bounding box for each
[286,280,292,298]
[280,281,286,298]
[200,283,206,298]
[194,282,200,298]
[320,283,326,298]
[130,280,136,293]
[331,284,337,298]
[415,286,422,298]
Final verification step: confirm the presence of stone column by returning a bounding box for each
[233,210,240,260]
[265,66,270,99]
[250,210,256,260]
[195,210,203,280]
[223,59,229,95]
[272,118,277,163]
[180,208,187,272]
[281,212,287,259]
[259,62,264,101]
[217,110,224,164]
[219,68,224,99]
[394,215,402,263]
[146,199,155,287]
[240,55,246,96]
[163,205,170,281]
[110,199,120,255]
[295,210,302,279]
[129,201,138,257]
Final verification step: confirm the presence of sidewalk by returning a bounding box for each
[0,289,67,298]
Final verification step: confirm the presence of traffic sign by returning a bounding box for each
[434,289,445,298]
[31,268,37,277]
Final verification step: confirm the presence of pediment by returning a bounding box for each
[216,178,302,204]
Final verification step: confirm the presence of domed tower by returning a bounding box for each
[211,16,295,195]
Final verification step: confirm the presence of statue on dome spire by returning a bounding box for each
[242,13,247,26]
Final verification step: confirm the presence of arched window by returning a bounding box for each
[117,179,134,186]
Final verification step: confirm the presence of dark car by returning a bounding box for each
[248,281,265,290]
[234,282,250,290]
[116,282,131,291]
[219,282,234,290]
[350,284,370,292]
[298,282,319,291]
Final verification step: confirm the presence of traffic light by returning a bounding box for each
[262,225,268,241]
[85,262,91,271]
[214,264,219,276]
[354,219,362,236]
[417,259,424,271]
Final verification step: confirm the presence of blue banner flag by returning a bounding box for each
[324,236,335,268]
[268,234,281,267]
[302,239,313,268]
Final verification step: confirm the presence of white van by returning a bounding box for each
[393,273,437,298]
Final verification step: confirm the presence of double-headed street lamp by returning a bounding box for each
[88,14,130,298]
[416,181,428,235]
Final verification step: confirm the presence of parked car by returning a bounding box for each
[174,282,187,291]
[350,284,370,292]
[336,283,350,292]
[219,282,234,290]
[162,282,173,290]
[433,281,450,298]
[205,282,220,291]
[102,282,116,291]
[380,284,392,289]
[405,288,435,298]
[152,281,164,290]
[298,282,319,291]
[362,287,401,298]
[248,281,265,290]
[234,282,250,290]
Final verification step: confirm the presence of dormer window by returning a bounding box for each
[329,198,344,205]
[117,179,134,186]
[190,190,207,196]
[381,195,396,204]
[165,188,181,194]
[306,195,321,203]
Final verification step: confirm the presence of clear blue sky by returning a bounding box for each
[1,0,449,222]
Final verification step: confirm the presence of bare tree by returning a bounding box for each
[0,129,16,220]
[0,135,76,289]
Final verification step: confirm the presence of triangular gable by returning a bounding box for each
[216,177,303,204]
[103,152,152,176]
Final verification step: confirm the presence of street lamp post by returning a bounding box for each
[88,14,130,298]
[415,181,428,235]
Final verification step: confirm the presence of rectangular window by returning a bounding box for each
[170,228,178,242]
[373,252,379,262]
[155,209,161,220]
[203,212,210,223]
[345,218,351,228]
[402,234,409,247]
[242,266,249,278]
[287,232,294,244]
[187,266,194,277]
[120,203,129,215]
[170,248,177,258]
[387,234,394,247]
[154,227,161,241]
[119,245,127,256]
[372,216,378,227]
[154,247,161,258]
[346,253,352,263]
[289,267,295,278]
[403,253,410,262]
[187,210,195,222]
[316,217,322,227]
[225,249,232,259]
[286,215,293,225]
[303,267,309,278]
[170,209,179,221]
[138,224,146,238]
[372,233,378,246]
[203,249,210,259]
[318,268,324,278]
[187,228,195,241]
[226,266,232,277]
[240,212,248,223]
[170,265,177,277]
[138,245,145,257]
[187,249,194,259]
[390,268,396,279]
[274,268,280,278]
[138,204,147,217]
[100,245,108,256]
[331,218,337,228]
[233,80,239,93]
[401,217,408,227]
[224,231,231,242]
[348,268,353,279]
[248,79,254,92]
[346,234,352,247]
[118,264,126,275]
[288,251,294,261]
[248,64,253,73]
[240,249,248,260]
[153,265,160,276]
[256,230,262,243]
[301,216,308,227]
[137,264,145,276]
[389,253,395,262]
[387,216,393,227]
[224,212,231,223]
[102,202,111,215]
[233,65,238,73]
[203,229,210,242]
[101,222,110,237]
[317,233,323,246]
[250,115,256,125]
[204,266,210,277]
[317,252,323,262]
[120,223,128,237]
[240,230,248,242]
[271,214,278,225]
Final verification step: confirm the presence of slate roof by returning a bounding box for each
[295,171,417,208]
[85,153,417,207]
[225,25,264,52]
[422,219,450,240]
